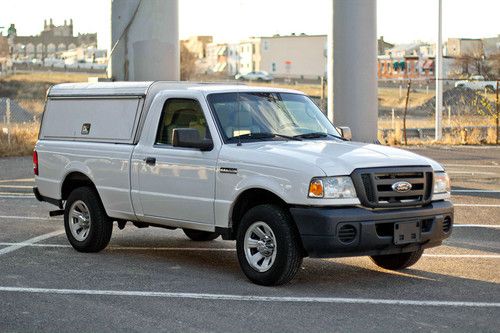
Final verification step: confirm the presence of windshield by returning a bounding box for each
[207,92,342,142]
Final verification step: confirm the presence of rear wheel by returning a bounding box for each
[236,204,303,286]
[183,228,219,241]
[370,249,424,270]
[64,187,112,252]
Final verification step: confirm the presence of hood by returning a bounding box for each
[220,140,443,176]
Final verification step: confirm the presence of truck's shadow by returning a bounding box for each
[103,238,499,298]
[445,227,500,254]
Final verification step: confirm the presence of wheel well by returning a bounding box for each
[230,188,288,238]
[61,172,97,200]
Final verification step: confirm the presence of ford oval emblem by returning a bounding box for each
[392,181,412,193]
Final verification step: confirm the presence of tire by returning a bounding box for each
[183,228,219,241]
[236,204,303,286]
[64,186,112,253]
[370,249,424,270]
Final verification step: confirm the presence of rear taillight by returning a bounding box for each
[33,150,39,176]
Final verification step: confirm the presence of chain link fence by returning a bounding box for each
[377,78,499,145]
[0,78,499,156]
[0,97,43,156]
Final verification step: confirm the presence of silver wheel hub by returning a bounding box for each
[256,236,274,257]
[244,221,277,272]
[68,200,91,242]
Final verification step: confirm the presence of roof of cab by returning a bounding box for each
[48,81,304,97]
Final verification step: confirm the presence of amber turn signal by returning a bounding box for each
[308,179,324,198]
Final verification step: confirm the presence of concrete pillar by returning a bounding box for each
[109,0,179,81]
[332,0,378,143]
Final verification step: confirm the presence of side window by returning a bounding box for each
[155,99,210,145]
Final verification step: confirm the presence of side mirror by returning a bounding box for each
[338,126,352,141]
[172,128,213,151]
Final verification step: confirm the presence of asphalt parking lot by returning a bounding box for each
[0,146,499,332]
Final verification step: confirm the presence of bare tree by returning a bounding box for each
[453,43,490,78]
[180,43,197,81]
[488,52,500,79]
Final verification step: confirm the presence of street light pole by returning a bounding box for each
[435,0,443,141]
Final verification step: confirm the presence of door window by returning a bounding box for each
[155,99,210,145]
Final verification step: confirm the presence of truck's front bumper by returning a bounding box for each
[290,200,453,258]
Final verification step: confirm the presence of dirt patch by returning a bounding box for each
[414,87,496,116]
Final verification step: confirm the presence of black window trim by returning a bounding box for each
[153,97,213,151]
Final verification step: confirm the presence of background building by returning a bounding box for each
[8,19,97,61]
[181,36,212,59]
[257,34,327,80]
[0,34,10,73]
[446,38,483,57]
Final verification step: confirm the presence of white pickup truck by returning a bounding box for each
[455,75,497,92]
[34,82,453,285]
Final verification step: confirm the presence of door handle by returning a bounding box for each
[144,157,156,166]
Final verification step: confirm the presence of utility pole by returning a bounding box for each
[435,0,443,141]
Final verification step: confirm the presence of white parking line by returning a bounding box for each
[0,215,59,220]
[423,254,500,259]
[0,243,70,248]
[0,286,498,307]
[454,204,500,208]
[447,171,498,175]
[452,190,500,193]
[0,230,65,256]
[454,224,500,229]
[0,192,34,197]
[0,178,34,183]
[445,164,500,168]
[0,185,33,189]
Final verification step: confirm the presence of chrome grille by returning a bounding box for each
[351,166,434,208]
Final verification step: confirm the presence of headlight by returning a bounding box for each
[433,171,451,194]
[308,176,357,199]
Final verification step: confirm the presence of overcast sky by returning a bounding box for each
[1,0,499,50]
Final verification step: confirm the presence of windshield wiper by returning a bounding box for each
[293,132,345,140]
[229,132,302,141]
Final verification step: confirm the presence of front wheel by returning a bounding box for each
[183,228,219,241]
[236,204,303,286]
[370,249,424,270]
[64,187,112,253]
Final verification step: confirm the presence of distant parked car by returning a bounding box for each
[455,75,496,92]
[235,71,273,82]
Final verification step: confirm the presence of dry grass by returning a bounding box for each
[379,115,495,129]
[247,81,324,97]
[0,124,39,157]
[378,116,498,145]
[17,99,45,114]
[247,83,436,109]
[2,72,106,84]
[378,88,433,109]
